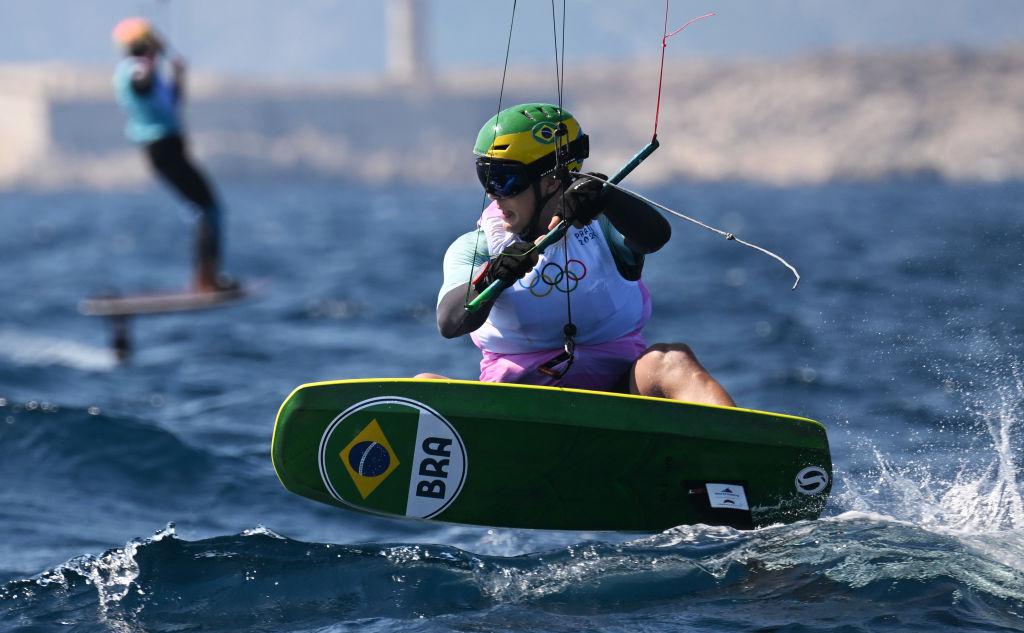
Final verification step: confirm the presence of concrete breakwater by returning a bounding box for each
[1,47,1021,190]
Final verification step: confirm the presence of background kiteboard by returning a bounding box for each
[78,282,256,359]
[78,285,249,317]
[272,379,832,531]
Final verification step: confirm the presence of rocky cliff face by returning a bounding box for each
[2,47,1022,189]
[572,47,1024,185]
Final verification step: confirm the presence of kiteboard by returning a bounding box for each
[78,283,253,360]
[78,285,248,317]
[272,378,832,531]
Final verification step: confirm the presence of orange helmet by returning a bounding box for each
[111,17,158,50]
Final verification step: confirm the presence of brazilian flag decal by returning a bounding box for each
[340,419,400,498]
[318,398,424,516]
[317,396,467,519]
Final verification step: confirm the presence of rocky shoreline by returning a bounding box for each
[1,46,1021,189]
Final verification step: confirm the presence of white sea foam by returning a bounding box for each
[0,328,117,371]
[26,523,177,633]
[840,346,1024,530]
[241,525,287,539]
[836,347,1024,593]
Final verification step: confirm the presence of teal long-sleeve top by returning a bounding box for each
[112,56,182,144]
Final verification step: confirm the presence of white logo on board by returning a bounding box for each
[706,483,750,510]
[405,405,467,518]
[795,466,829,495]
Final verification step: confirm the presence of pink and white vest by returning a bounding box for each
[471,202,650,354]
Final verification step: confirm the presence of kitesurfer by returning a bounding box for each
[417,103,735,407]
[111,17,233,293]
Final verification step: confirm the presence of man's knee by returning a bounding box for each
[632,342,735,406]
[639,343,699,372]
[414,372,448,380]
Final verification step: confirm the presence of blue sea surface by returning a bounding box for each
[1,180,1022,631]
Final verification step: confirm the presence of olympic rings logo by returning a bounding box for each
[519,259,588,297]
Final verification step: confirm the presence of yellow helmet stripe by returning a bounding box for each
[479,117,583,166]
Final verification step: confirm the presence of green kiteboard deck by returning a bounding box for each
[272,379,832,531]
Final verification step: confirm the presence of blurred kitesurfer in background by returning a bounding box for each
[417,103,735,407]
[111,17,233,292]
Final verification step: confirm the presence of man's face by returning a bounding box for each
[490,174,561,235]
[491,185,535,235]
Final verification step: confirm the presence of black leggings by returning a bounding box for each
[145,135,221,263]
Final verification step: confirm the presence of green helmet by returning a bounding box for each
[474,103,589,173]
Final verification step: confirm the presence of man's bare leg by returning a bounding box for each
[629,343,735,407]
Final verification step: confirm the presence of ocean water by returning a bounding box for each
[1,179,1022,632]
